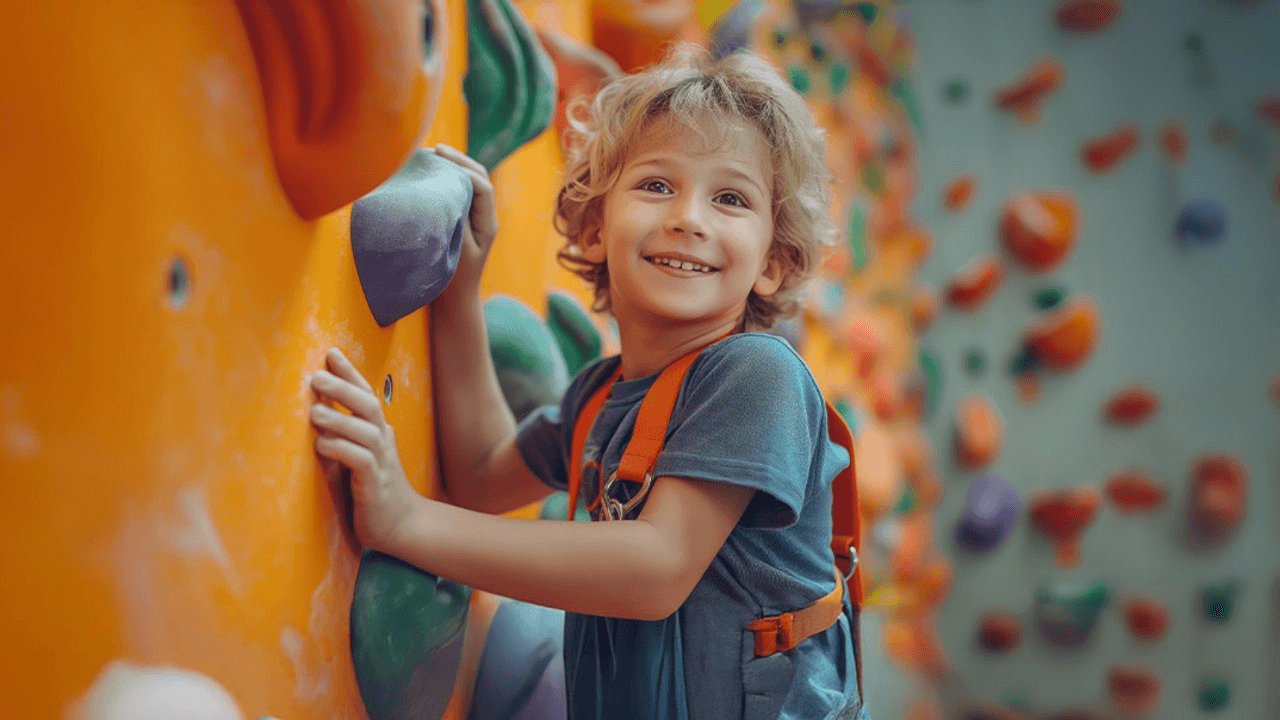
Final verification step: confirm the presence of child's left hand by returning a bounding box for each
[309,347,419,552]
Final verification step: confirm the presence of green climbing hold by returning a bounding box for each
[1200,580,1242,624]
[853,2,877,23]
[918,349,941,418]
[891,78,924,131]
[545,290,601,376]
[350,551,471,720]
[1033,286,1065,310]
[945,79,969,103]
[1035,579,1111,645]
[860,159,886,193]
[891,485,917,514]
[788,65,811,94]
[540,490,591,521]
[847,200,870,272]
[829,62,850,96]
[1009,346,1040,375]
[965,350,985,376]
[465,0,556,170]
[1199,678,1231,711]
[484,295,569,422]
[833,399,861,436]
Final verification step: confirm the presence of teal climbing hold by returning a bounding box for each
[788,65,811,94]
[965,350,986,376]
[847,200,870,272]
[832,399,861,436]
[945,79,969,103]
[1009,346,1040,375]
[545,290,601,376]
[465,0,556,170]
[918,349,941,418]
[350,551,471,720]
[484,295,570,422]
[891,485,917,514]
[829,62,850,96]
[1200,580,1242,624]
[540,490,591,521]
[892,78,924,131]
[1033,286,1064,310]
[853,2,877,23]
[1035,580,1111,645]
[1199,678,1231,711]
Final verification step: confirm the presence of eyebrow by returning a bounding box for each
[627,157,771,200]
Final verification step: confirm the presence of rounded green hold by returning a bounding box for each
[1201,580,1242,624]
[891,485,917,514]
[1199,678,1231,711]
[832,399,860,436]
[788,65,810,94]
[891,79,924,131]
[918,349,941,418]
[545,290,601,376]
[945,79,969,103]
[1009,346,1040,375]
[829,62,850,96]
[853,2,877,23]
[484,295,569,422]
[350,551,471,720]
[847,200,869,272]
[965,350,985,376]
[540,490,591,521]
[1033,286,1065,310]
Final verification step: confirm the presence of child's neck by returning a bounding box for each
[615,316,743,379]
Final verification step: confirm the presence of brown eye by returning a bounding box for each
[717,192,746,207]
[642,180,671,194]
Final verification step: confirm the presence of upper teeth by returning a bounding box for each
[651,256,713,273]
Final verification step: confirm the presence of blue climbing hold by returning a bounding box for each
[1176,199,1227,244]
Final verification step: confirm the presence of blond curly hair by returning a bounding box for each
[553,44,833,330]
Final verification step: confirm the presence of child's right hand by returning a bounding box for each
[434,144,498,301]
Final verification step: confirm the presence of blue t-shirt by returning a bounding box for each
[516,333,868,720]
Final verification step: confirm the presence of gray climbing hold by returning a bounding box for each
[471,598,567,720]
[351,149,472,327]
[956,474,1020,551]
[484,295,570,422]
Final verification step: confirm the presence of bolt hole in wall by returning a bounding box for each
[167,254,191,310]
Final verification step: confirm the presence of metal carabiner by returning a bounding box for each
[598,469,655,521]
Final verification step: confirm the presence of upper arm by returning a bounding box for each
[636,474,755,617]
[451,437,553,515]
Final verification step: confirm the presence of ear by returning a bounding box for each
[581,225,606,264]
[753,251,784,297]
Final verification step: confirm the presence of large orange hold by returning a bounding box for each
[946,255,1004,310]
[1024,296,1101,370]
[1029,487,1100,567]
[1000,190,1078,272]
[954,393,1004,468]
[1081,123,1140,173]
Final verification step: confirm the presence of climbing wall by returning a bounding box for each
[902,0,1280,718]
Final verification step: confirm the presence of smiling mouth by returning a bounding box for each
[645,255,718,273]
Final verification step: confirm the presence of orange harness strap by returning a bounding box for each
[565,347,864,696]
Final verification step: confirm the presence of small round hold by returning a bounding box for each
[383,375,394,404]
[945,79,969,103]
[167,255,191,309]
[1176,199,1227,244]
[965,350,986,376]
[1198,678,1231,711]
[1033,286,1064,310]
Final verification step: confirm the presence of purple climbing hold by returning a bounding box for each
[1176,199,1227,245]
[956,474,1020,551]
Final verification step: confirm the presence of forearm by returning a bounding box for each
[387,496,685,621]
[428,291,517,510]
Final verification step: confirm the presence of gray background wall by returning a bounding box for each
[863,1,1280,718]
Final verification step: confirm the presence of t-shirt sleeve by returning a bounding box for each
[515,356,619,492]
[652,334,832,530]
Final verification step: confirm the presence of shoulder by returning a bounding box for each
[684,333,825,411]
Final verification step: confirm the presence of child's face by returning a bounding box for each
[585,113,781,333]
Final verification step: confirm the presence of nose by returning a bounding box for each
[664,195,706,238]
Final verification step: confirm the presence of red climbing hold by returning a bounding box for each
[978,611,1023,652]
[1160,118,1187,162]
[1188,454,1248,543]
[943,174,977,212]
[1056,0,1122,32]
[1256,94,1280,128]
[1105,470,1166,513]
[1122,596,1170,640]
[1103,385,1159,425]
[1023,296,1100,371]
[1000,190,1078,272]
[1081,123,1140,173]
[1109,664,1161,714]
[993,57,1064,124]
[1029,487,1100,567]
[946,255,1004,310]
[955,393,1004,469]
